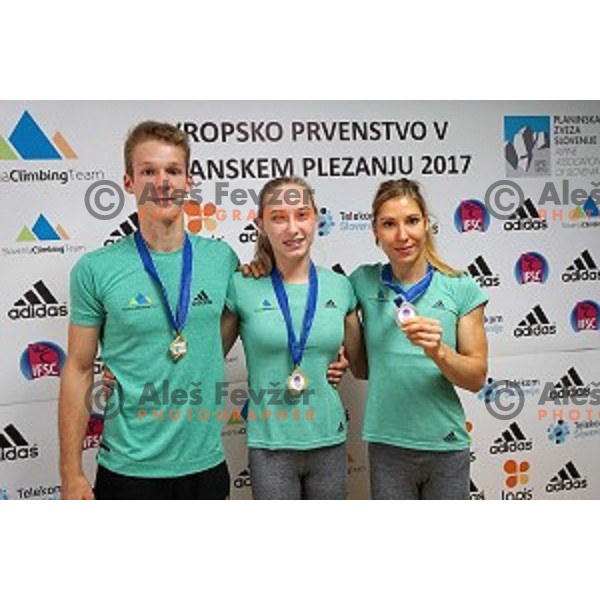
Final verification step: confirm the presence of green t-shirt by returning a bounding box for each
[70,233,239,477]
[225,268,356,450]
[350,264,488,452]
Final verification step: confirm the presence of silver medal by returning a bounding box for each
[396,302,417,326]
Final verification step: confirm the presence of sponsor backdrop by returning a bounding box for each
[0,101,598,500]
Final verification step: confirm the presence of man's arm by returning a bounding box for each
[58,324,100,499]
[221,308,239,357]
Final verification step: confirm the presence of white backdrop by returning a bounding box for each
[0,101,598,499]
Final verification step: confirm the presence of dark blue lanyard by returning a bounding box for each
[381,263,434,307]
[271,262,319,367]
[134,231,193,334]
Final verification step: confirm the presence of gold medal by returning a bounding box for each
[169,333,187,361]
[287,368,308,394]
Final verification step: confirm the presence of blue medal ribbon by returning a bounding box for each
[271,262,319,368]
[134,231,193,336]
[381,262,434,308]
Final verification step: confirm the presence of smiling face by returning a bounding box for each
[124,139,192,226]
[257,183,317,265]
[374,195,429,268]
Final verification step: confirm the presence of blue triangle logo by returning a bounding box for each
[261,299,273,308]
[583,196,599,218]
[8,111,61,160]
[31,214,61,240]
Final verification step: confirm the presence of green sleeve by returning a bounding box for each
[69,255,105,327]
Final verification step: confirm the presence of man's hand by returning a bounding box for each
[401,316,445,360]
[327,346,349,387]
[61,473,94,500]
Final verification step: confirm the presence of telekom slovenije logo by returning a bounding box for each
[0,111,77,160]
[20,341,66,380]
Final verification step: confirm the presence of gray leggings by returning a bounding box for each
[248,443,347,500]
[369,443,470,500]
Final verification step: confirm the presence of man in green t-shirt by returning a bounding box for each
[59,121,238,500]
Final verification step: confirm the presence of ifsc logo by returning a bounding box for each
[570,300,599,332]
[20,341,66,380]
[514,252,549,285]
[454,199,490,233]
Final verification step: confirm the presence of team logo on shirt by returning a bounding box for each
[255,299,278,312]
[123,293,154,310]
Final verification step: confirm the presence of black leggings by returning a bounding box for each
[94,461,230,500]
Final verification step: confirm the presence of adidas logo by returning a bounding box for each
[233,468,252,489]
[239,223,259,244]
[513,304,556,337]
[466,256,500,288]
[470,479,485,500]
[543,366,594,401]
[546,461,587,493]
[432,300,447,311]
[192,290,213,306]
[443,431,458,442]
[104,213,139,246]
[325,299,337,309]
[8,280,68,320]
[562,249,599,282]
[489,422,533,455]
[504,198,548,231]
[0,425,39,462]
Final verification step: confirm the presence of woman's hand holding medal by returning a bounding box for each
[400,316,446,360]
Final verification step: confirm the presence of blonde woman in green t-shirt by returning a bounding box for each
[350,179,489,500]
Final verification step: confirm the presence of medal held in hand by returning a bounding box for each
[381,263,434,328]
[396,301,418,326]
[271,262,319,396]
[135,231,193,362]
